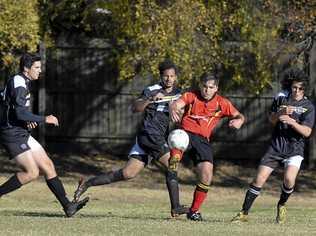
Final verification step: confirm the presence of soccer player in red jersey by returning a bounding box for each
[170,72,245,221]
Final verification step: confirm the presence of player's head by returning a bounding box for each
[280,67,307,91]
[20,53,42,80]
[159,59,178,89]
[290,71,308,100]
[199,72,219,100]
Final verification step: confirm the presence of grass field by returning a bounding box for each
[0,174,316,236]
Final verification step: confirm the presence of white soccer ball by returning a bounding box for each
[168,129,189,151]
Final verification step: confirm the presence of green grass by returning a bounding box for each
[0,177,316,236]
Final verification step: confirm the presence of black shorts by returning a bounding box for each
[0,127,31,159]
[186,132,213,165]
[128,133,169,165]
[260,146,304,169]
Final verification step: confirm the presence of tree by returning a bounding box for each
[0,0,40,72]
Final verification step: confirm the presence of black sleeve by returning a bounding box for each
[13,87,45,123]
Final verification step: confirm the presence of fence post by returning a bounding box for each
[308,38,316,169]
[39,42,46,147]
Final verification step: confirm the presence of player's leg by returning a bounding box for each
[187,161,213,221]
[29,136,88,217]
[0,150,39,197]
[186,134,212,221]
[276,155,302,224]
[158,152,189,217]
[232,164,273,222]
[0,134,40,197]
[74,157,145,201]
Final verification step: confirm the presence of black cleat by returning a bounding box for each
[64,197,89,217]
[171,205,190,217]
[74,178,89,202]
[187,210,203,221]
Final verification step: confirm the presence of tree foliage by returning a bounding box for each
[1,0,315,93]
[0,0,40,71]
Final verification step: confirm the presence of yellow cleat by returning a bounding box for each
[231,211,248,223]
[276,204,287,224]
[169,154,181,171]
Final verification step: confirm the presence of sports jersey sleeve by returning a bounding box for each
[11,80,45,123]
[301,103,315,128]
[179,92,195,105]
[220,97,239,117]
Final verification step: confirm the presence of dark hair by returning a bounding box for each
[199,72,219,86]
[158,59,178,75]
[19,53,41,72]
[280,67,308,90]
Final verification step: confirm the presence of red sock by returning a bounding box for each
[170,148,183,161]
[190,185,209,212]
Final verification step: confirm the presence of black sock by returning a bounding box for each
[0,174,22,196]
[46,176,70,208]
[242,184,261,214]
[278,183,294,206]
[87,169,125,187]
[165,170,180,209]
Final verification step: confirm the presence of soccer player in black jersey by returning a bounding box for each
[0,53,89,217]
[232,70,315,224]
[74,59,188,217]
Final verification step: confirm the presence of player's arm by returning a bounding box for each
[170,99,186,123]
[269,105,295,126]
[132,92,165,113]
[279,115,312,137]
[228,112,245,129]
[14,87,59,126]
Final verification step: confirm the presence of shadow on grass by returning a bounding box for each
[1,210,65,218]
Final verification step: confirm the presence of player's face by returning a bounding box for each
[161,68,177,89]
[291,81,305,101]
[200,79,218,100]
[25,61,42,80]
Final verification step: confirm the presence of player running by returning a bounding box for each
[0,53,89,217]
[231,70,315,224]
[74,59,188,217]
[170,72,245,221]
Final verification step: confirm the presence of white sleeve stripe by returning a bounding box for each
[13,75,27,88]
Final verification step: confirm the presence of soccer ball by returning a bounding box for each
[168,129,189,151]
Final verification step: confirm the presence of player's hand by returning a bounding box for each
[228,118,243,129]
[279,105,295,115]
[170,102,181,123]
[27,122,38,129]
[45,115,59,126]
[279,115,295,126]
[151,92,165,101]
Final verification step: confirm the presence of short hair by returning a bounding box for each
[19,53,41,72]
[158,59,178,75]
[199,72,219,86]
[280,67,308,90]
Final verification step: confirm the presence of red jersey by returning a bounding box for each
[180,91,239,139]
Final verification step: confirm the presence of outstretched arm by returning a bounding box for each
[132,92,165,113]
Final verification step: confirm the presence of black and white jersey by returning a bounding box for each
[1,73,45,130]
[139,83,181,137]
[269,95,315,157]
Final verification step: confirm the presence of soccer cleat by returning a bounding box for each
[187,210,203,221]
[171,205,190,217]
[64,197,89,217]
[231,211,248,223]
[169,155,181,171]
[74,178,89,202]
[276,204,287,224]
